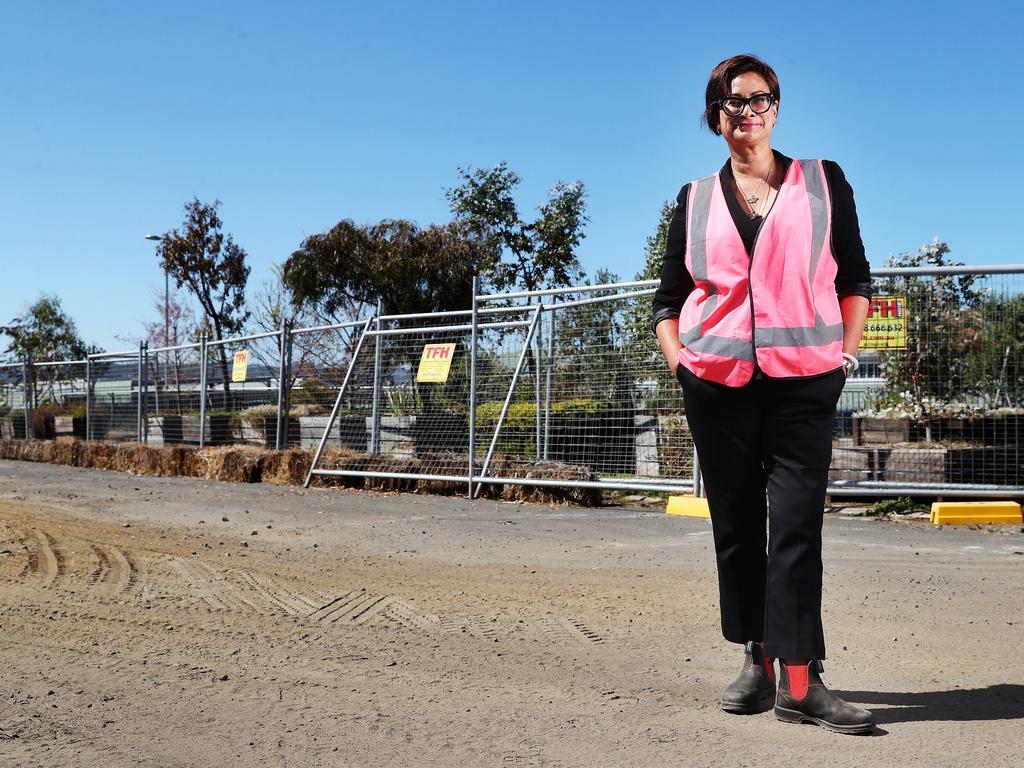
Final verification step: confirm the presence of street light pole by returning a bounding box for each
[145,234,165,413]
[144,234,166,351]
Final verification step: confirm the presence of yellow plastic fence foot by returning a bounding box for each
[930,501,1023,525]
[666,495,710,518]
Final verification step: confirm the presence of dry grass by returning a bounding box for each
[0,439,601,505]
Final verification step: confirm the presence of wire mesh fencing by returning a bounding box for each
[468,286,692,494]
[287,320,366,449]
[204,331,283,446]
[828,267,1024,495]
[145,342,205,445]
[3,265,1023,498]
[85,351,142,442]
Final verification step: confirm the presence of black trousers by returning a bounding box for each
[677,364,846,660]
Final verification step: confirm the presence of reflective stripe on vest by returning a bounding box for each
[678,159,843,386]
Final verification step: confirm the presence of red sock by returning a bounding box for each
[784,663,809,699]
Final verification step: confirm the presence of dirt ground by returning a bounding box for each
[0,459,1022,767]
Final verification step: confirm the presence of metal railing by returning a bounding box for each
[2,265,1023,499]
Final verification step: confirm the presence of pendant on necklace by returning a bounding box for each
[745,194,759,205]
[749,212,762,222]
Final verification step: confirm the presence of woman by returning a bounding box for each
[652,54,874,734]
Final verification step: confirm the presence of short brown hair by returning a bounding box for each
[702,54,780,135]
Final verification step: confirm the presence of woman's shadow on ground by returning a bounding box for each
[837,684,1024,725]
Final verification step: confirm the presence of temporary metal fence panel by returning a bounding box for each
[29,360,88,439]
[145,341,205,446]
[305,308,533,488]
[204,330,284,447]
[471,286,694,495]
[86,351,141,443]
[288,320,366,450]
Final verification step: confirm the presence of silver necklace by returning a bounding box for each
[734,157,773,220]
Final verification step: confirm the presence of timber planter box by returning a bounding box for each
[53,416,86,439]
[883,446,1022,486]
[372,415,415,458]
[179,415,232,446]
[238,416,299,448]
[829,447,890,483]
[298,415,367,451]
[854,414,1024,447]
[928,415,1024,445]
[147,415,183,445]
[852,416,919,445]
[412,412,467,454]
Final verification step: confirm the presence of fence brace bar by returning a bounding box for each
[472,303,543,499]
[304,317,375,488]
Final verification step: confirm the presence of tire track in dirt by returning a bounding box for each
[231,568,321,615]
[31,530,63,586]
[308,591,606,648]
[0,512,143,601]
[166,556,324,617]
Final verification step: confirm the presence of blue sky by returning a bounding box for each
[2,0,1021,352]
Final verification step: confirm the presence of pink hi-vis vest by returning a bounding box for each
[677,159,844,387]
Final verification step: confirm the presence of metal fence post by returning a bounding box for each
[85,356,92,441]
[692,448,704,498]
[275,319,291,450]
[370,299,383,455]
[142,342,150,443]
[136,341,144,442]
[468,276,479,499]
[534,301,543,459]
[22,356,33,440]
[199,331,208,449]
[543,310,554,460]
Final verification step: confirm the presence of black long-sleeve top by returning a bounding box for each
[652,151,872,334]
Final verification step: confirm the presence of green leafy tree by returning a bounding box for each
[283,219,488,317]
[155,198,251,404]
[445,162,588,293]
[623,201,677,409]
[283,219,492,414]
[2,294,89,363]
[1,294,96,403]
[963,293,1024,409]
[552,268,632,403]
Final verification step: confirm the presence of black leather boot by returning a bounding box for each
[775,660,875,734]
[720,641,776,714]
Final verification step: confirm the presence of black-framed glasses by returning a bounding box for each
[717,93,775,117]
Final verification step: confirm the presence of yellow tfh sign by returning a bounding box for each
[417,343,456,383]
[231,350,250,382]
[861,296,907,350]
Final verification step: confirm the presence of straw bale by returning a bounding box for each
[0,439,602,506]
[112,444,169,476]
[480,457,601,505]
[413,452,471,496]
[83,442,117,470]
[50,439,75,466]
[196,446,263,483]
[18,441,50,463]
[257,449,313,486]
